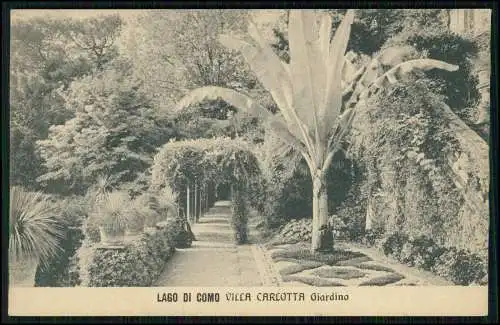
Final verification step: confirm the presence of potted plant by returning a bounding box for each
[158,186,179,220]
[93,191,129,246]
[144,209,160,233]
[133,193,160,233]
[9,186,64,287]
[125,208,145,237]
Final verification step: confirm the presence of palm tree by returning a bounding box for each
[176,10,459,252]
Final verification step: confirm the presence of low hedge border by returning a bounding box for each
[379,232,487,286]
[88,218,189,287]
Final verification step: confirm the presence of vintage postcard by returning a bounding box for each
[7,8,491,317]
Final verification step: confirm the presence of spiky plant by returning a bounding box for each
[176,10,459,252]
[92,191,129,235]
[9,186,65,270]
[133,193,161,227]
[157,186,179,219]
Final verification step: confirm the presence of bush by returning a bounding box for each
[84,221,101,243]
[35,225,85,287]
[88,219,180,287]
[431,247,487,286]
[381,232,410,259]
[166,216,193,249]
[410,235,447,270]
[268,218,313,245]
[380,232,487,285]
[231,188,249,244]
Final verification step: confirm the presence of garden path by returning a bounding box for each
[154,201,278,286]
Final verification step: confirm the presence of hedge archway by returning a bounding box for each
[151,136,261,244]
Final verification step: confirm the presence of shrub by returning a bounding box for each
[410,235,446,270]
[380,232,487,285]
[268,218,313,245]
[35,225,85,287]
[84,221,101,243]
[231,188,248,244]
[381,232,410,259]
[334,175,367,242]
[431,247,487,286]
[87,219,180,287]
[34,195,87,287]
[173,220,194,248]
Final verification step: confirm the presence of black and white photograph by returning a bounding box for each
[6,7,493,316]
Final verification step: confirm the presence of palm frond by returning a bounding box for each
[359,59,459,100]
[319,10,355,139]
[219,33,294,115]
[266,114,308,155]
[288,10,327,137]
[176,86,272,120]
[220,28,307,143]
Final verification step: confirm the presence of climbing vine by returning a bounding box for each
[151,136,261,244]
[348,78,472,249]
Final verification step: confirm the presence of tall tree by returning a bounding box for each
[120,10,274,141]
[10,14,124,188]
[36,58,174,196]
[175,10,459,252]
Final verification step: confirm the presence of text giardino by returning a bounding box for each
[157,291,349,303]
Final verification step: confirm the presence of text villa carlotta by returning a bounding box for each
[156,291,350,303]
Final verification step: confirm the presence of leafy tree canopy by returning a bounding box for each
[36,59,174,195]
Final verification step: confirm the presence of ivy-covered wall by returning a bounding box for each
[348,78,489,260]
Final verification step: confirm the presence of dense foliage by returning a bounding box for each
[10,10,489,286]
[88,220,181,287]
[35,196,87,287]
[10,15,123,189]
[36,61,174,196]
[381,233,487,285]
[152,136,261,243]
[345,78,488,260]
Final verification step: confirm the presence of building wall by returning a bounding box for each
[448,9,491,125]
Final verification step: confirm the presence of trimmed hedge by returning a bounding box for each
[88,219,186,287]
[380,233,487,285]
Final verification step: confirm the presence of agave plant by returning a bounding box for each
[176,10,459,252]
[158,186,179,219]
[9,186,65,286]
[133,193,161,227]
[92,191,130,245]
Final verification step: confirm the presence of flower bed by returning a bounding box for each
[88,219,184,287]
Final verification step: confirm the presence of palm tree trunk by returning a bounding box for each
[311,170,330,253]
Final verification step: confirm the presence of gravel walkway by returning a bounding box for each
[154,201,277,286]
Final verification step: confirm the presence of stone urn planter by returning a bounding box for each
[9,256,39,287]
[156,221,169,230]
[99,225,125,246]
[125,213,145,237]
[144,210,160,232]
